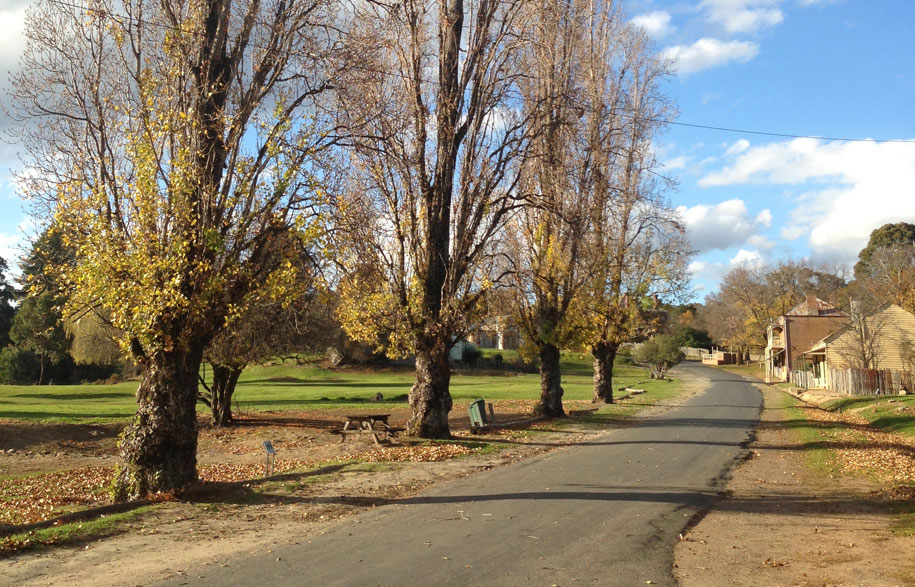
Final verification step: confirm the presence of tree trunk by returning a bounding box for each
[38,352,46,386]
[211,364,243,427]
[407,342,453,438]
[535,343,565,417]
[112,346,204,502]
[592,341,617,403]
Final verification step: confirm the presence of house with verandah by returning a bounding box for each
[764,293,847,383]
[794,302,915,393]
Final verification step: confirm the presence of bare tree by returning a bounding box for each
[332,0,531,437]
[11,0,337,499]
[837,302,890,370]
[575,19,687,403]
[502,0,604,418]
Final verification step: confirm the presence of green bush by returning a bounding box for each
[633,335,684,380]
[614,346,634,366]
[461,344,482,367]
[0,345,41,384]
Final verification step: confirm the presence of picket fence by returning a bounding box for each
[826,367,914,396]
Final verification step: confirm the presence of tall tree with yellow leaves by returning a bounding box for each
[12,0,336,499]
[332,0,531,437]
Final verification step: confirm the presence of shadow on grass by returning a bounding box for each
[0,411,131,420]
[232,396,410,409]
[240,379,412,389]
[7,392,133,401]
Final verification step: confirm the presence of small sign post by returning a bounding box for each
[263,440,276,478]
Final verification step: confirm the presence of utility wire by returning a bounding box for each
[41,0,915,145]
[662,120,915,144]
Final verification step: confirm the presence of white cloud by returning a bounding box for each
[662,155,690,171]
[781,225,807,240]
[0,2,27,74]
[747,234,775,249]
[632,11,673,38]
[730,248,764,267]
[726,139,751,155]
[677,199,773,253]
[701,0,784,34]
[699,138,915,260]
[0,230,23,269]
[755,209,772,227]
[662,38,759,75]
[689,260,727,283]
[0,1,29,180]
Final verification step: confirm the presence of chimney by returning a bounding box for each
[806,293,818,316]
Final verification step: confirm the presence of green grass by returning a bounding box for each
[820,395,915,438]
[893,500,915,536]
[0,353,657,422]
[0,507,150,553]
[775,390,840,474]
[716,362,766,381]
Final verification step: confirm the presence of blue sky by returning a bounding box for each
[1,0,914,301]
[632,0,915,299]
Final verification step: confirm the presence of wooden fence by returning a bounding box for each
[826,367,915,396]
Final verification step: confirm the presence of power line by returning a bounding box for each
[40,0,915,146]
[661,120,915,144]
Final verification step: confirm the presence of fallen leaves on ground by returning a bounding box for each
[0,467,112,526]
[343,443,477,463]
[801,406,915,484]
[198,460,312,483]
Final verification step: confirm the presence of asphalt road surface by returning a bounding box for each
[162,363,760,587]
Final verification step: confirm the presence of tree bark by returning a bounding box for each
[407,342,453,438]
[211,364,243,427]
[592,341,617,403]
[535,343,565,417]
[112,346,204,502]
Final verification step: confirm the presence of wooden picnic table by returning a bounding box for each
[340,414,394,445]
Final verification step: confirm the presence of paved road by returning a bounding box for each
[164,364,760,587]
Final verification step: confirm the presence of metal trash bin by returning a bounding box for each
[468,398,488,429]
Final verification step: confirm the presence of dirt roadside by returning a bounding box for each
[675,383,915,586]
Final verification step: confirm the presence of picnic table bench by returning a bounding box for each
[338,414,397,445]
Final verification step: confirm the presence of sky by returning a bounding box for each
[631,0,915,299]
[0,0,913,301]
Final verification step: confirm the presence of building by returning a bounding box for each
[764,293,847,383]
[465,317,520,350]
[796,303,915,391]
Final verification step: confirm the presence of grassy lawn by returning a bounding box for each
[0,351,659,422]
[0,507,151,552]
[820,395,915,439]
[773,390,842,474]
[716,362,766,381]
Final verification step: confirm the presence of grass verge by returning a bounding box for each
[820,395,915,438]
[0,507,150,554]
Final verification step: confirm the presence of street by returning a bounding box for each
[163,364,760,587]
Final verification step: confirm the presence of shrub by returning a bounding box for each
[633,335,685,380]
[461,344,482,367]
[0,346,40,384]
[614,346,634,366]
